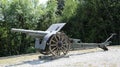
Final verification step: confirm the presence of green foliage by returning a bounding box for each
[63,0,120,44]
[62,0,78,20]
[26,46,36,53]
[36,0,58,30]
[0,0,42,56]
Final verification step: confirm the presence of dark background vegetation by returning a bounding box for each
[0,0,120,57]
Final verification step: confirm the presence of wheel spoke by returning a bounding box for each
[50,44,56,46]
[53,50,57,56]
[52,47,58,56]
[60,47,66,55]
[55,35,58,41]
[57,34,60,40]
[63,43,67,45]
[62,46,68,51]
[61,35,64,41]
[51,40,56,43]
[62,37,65,41]
[56,48,59,56]
[58,48,61,56]
[51,47,57,52]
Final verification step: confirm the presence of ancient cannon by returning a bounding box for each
[11,23,116,57]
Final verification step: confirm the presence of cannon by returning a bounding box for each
[11,23,116,57]
[11,23,70,56]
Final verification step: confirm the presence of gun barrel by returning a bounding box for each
[11,28,49,36]
[11,28,33,33]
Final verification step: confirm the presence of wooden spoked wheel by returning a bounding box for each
[48,33,70,56]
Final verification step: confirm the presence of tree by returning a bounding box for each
[63,0,120,44]
[36,0,58,30]
[0,0,42,56]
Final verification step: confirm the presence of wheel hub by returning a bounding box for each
[58,41,62,47]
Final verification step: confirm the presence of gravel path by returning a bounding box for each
[0,46,120,67]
